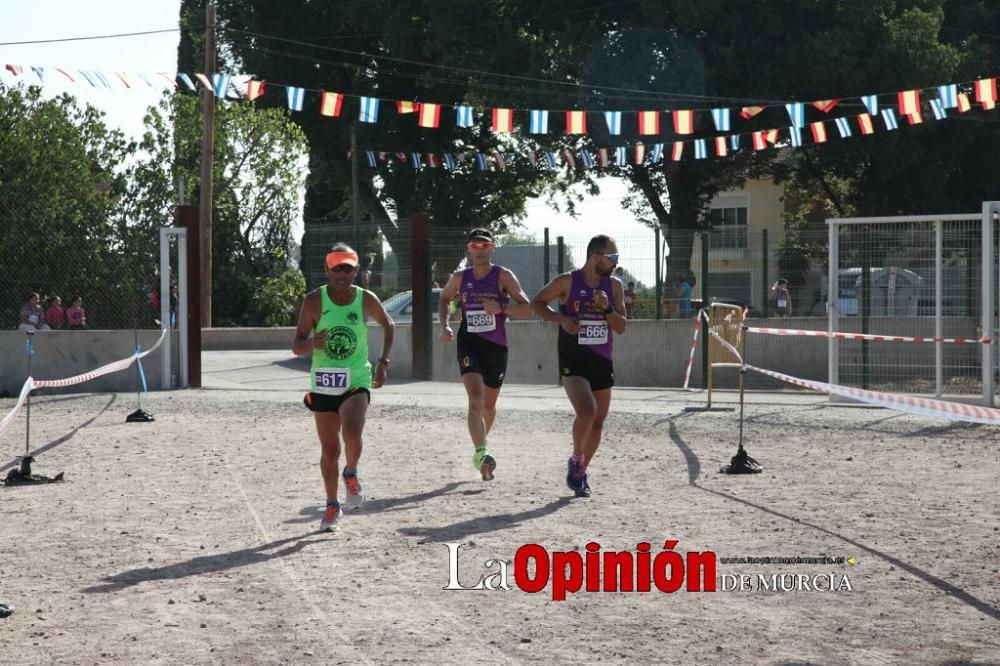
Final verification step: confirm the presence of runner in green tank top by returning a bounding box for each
[293,243,394,533]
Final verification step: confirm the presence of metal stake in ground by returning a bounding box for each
[126,328,154,423]
[4,332,64,486]
[720,327,762,474]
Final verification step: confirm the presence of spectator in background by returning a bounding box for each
[18,292,43,332]
[66,296,87,329]
[44,296,65,330]
[624,281,636,318]
[679,273,694,319]
[354,254,374,289]
[771,277,792,317]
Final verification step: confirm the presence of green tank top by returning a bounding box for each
[310,286,371,394]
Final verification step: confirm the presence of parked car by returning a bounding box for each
[382,288,445,324]
[820,268,876,316]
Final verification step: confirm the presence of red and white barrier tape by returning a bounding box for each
[0,329,167,442]
[746,364,1000,424]
[681,310,705,389]
[0,378,35,441]
[747,326,990,345]
[708,329,745,366]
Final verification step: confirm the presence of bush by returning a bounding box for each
[250,270,306,327]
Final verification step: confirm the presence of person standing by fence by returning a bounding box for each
[438,228,533,481]
[531,234,627,498]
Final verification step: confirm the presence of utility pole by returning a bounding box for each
[350,124,361,252]
[199,2,216,326]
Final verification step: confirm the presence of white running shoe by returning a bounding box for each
[343,474,366,509]
[320,504,342,532]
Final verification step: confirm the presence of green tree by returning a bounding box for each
[127,92,308,326]
[181,0,592,289]
[0,84,146,328]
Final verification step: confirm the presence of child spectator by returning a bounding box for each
[18,292,43,331]
[772,278,792,317]
[44,296,65,330]
[66,296,87,329]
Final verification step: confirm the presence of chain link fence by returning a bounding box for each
[1,184,163,334]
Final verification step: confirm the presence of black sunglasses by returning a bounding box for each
[330,265,355,273]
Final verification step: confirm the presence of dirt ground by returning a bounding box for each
[1,351,998,665]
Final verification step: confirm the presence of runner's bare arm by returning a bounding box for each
[438,271,462,340]
[607,277,628,334]
[364,290,395,362]
[292,290,321,356]
[499,269,533,318]
[364,290,394,388]
[531,273,572,323]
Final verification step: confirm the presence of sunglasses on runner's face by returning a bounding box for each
[467,241,494,251]
[602,252,620,263]
[330,264,355,273]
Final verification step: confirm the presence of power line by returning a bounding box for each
[298,0,643,41]
[0,28,184,47]
[221,27,775,107]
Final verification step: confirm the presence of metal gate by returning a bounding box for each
[826,202,1000,405]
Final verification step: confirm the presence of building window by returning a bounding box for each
[707,204,748,250]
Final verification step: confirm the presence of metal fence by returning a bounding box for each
[299,219,829,321]
[827,213,990,399]
[0,185,163,334]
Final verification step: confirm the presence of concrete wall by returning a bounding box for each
[2,317,983,395]
[0,330,175,396]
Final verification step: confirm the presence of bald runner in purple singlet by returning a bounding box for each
[531,234,627,498]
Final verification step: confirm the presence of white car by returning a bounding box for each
[382,289,445,324]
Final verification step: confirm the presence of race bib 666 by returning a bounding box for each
[578,321,608,345]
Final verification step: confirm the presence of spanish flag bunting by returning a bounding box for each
[397,100,418,114]
[812,99,839,113]
[246,80,266,100]
[672,109,694,134]
[857,113,875,135]
[319,91,343,117]
[957,92,972,113]
[765,129,780,144]
[671,141,684,161]
[638,111,659,135]
[897,89,920,116]
[810,121,828,143]
[566,110,587,134]
[714,136,728,157]
[740,105,766,119]
[974,78,997,110]
[418,102,441,128]
[634,143,646,164]
[751,131,767,150]
[492,108,513,132]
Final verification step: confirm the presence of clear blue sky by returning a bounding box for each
[0,1,658,283]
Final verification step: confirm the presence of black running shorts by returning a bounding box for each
[558,335,615,391]
[303,388,371,413]
[456,329,508,389]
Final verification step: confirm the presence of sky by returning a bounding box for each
[0,1,659,284]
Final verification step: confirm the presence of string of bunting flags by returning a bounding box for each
[3,62,998,171]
